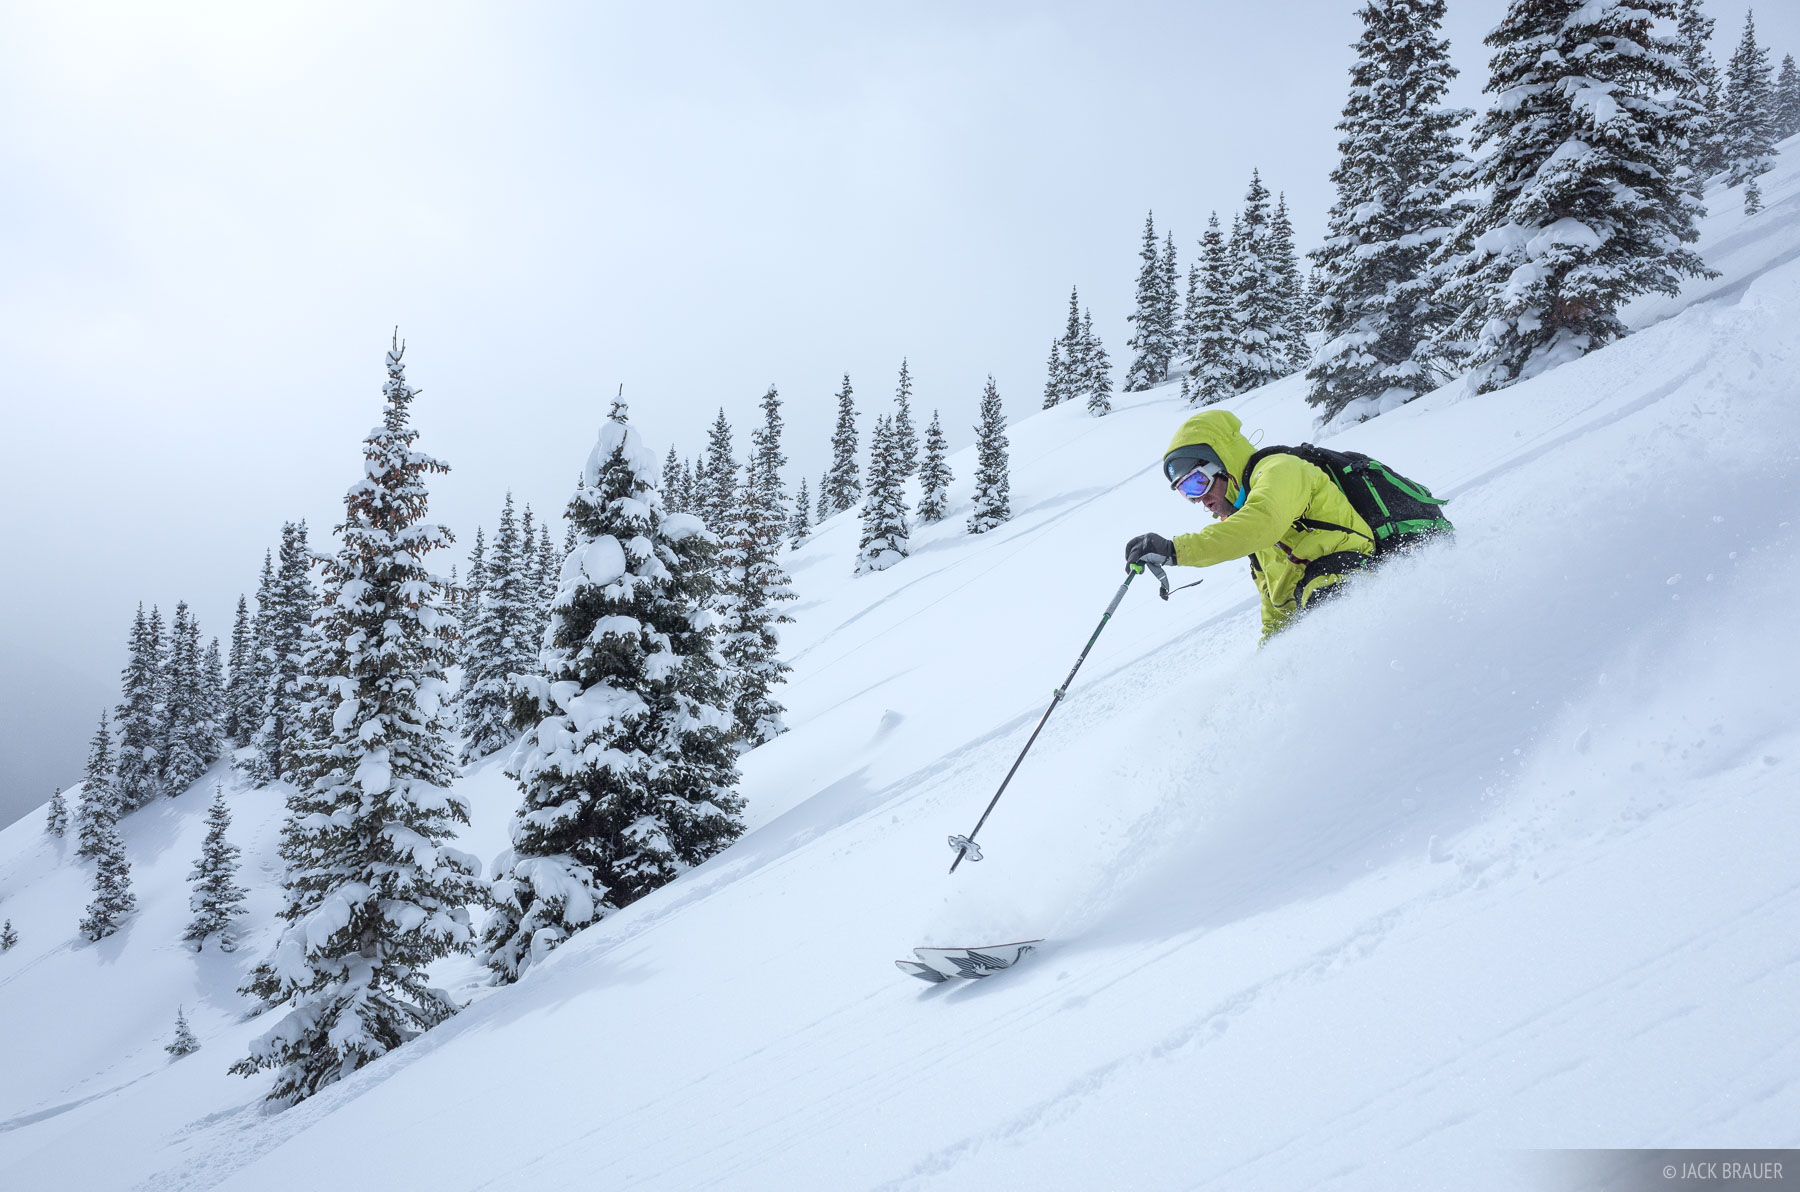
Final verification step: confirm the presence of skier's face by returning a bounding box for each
[1198,475,1236,519]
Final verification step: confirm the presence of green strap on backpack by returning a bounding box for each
[1242,443,1453,554]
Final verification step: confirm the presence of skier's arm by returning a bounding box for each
[1170,458,1309,568]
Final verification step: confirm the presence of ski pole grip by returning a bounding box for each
[1145,561,1170,600]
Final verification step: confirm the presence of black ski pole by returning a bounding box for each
[948,561,1167,873]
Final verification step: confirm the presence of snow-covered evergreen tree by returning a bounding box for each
[719,459,796,745]
[460,495,535,764]
[661,445,685,513]
[966,377,1011,534]
[248,521,315,786]
[1268,194,1308,370]
[1308,0,1472,420]
[1,920,15,951]
[917,410,951,523]
[1041,340,1064,410]
[855,416,910,575]
[1081,310,1113,416]
[1433,0,1711,393]
[225,595,254,747]
[751,384,788,518]
[1123,213,1175,391]
[159,602,215,795]
[482,400,740,984]
[184,786,247,951]
[79,808,135,941]
[1675,0,1728,188]
[788,476,812,549]
[1229,171,1291,392]
[701,409,738,531]
[1158,231,1180,368]
[1180,263,1203,360]
[532,521,557,657]
[200,636,226,764]
[890,365,917,478]
[1723,10,1776,214]
[459,526,488,674]
[1188,212,1237,405]
[822,375,860,513]
[46,786,68,838]
[1775,54,1800,142]
[232,334,478,1106]
[166,1007,200,1057]
[114,604,164,810]
[75,712,118,861]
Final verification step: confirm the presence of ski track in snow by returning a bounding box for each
[3,156,1800,1192]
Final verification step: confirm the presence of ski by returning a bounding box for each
[895,959,952,983]
[909,939,1044,982]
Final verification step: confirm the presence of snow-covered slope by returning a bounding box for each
[3,157,1797,1190]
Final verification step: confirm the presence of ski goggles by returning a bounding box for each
[1169,462,1223,500]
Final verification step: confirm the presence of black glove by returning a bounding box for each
[1125,532,1175,567]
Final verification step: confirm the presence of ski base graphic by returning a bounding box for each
[905,939,1044,982]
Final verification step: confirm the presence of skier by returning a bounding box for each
[1125,409,1389,642]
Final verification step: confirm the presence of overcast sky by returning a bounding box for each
[3,0,1793,827]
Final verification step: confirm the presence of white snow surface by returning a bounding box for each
[3,158,1799,1190]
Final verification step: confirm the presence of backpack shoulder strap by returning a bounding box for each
[1240,445,1291,488]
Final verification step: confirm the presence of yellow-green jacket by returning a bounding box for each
[1166,409,1375,642]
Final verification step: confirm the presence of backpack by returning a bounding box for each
[1241,443,1453,556]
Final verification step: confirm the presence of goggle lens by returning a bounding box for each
[1172,464,1219,500]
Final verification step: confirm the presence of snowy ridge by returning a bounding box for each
[3,154,1799,1189]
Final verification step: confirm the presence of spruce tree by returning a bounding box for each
[460,495,534,764]
[751,384,788,516]
[1123,212,1172,391]
[1052,287,1086,407]
[1041,340,1065,410]
[1158,231,1180,373]
[823,375,861,513]
[816,472,830,523]
[966,377,1011,534]
[459,525,488,678]
[1268,194,1308,370]
[917,409,952,523]
[75,711,118,861]
[80,811,135,941]
[1229,171,1291,392]
[1188,212,1237,404]
[248,521,315,786]
[225,595,254,746]
[1082,310,1113,416]
[1723,10,1776,214]
[160,602,212,795]
[701,409,738,531]
[1180,263,1203,360]
[1775,55,1800,142]
[1675,0,1728,187]
[238,553,276,764]
[855,416,910,575]
[46,786,69,837]
[890,365,918,478]
[114,604,164,810]
[184,786,248,951]
[233,334,479,1106]
[1,920,15,951]
[1435,0,1711,392]
[482,401,741,983]
[1309,0,1473,420]
[201,636,226,767]
[166,1007,200,1057]
[661,445,685,513]
[788,476,812,549]
[719,459,796,745]
[533,521,558,658]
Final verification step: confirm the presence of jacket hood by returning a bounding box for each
[1164,409,1254,480]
